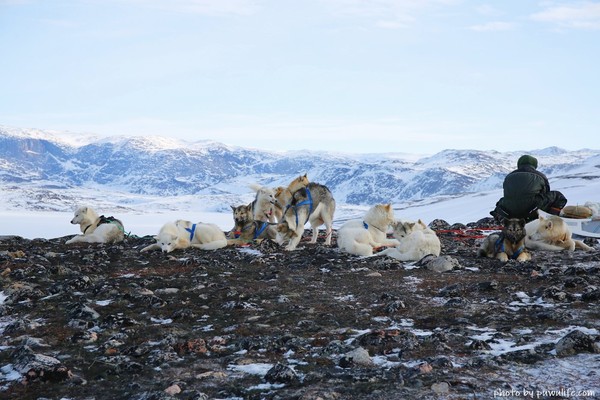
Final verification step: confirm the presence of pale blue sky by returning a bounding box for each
[1,0,599,153]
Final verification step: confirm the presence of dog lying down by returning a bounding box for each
[375,219,441,261]
[141,220,227,253]
[478,218,531,262]
[66,206,124,245]
[525,215,594,252]
[337,204,399,256]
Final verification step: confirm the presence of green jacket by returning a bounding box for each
[497,165,549,218]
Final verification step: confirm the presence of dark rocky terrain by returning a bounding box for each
[1,219,600,400]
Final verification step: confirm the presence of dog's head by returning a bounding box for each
[502,218,527,243]
[71,206,90,225]
[287,174,310,192]
[528,215,569,242]
[154,233,179,253]
[231,204,251,223]
[276,220,298,242]
[392,219,426,238]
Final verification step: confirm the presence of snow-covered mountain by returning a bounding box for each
[1,125,599,216]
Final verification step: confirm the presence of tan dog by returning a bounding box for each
[478,218,531,262]
[526,215,593,252]
[228,204,278,243]
[229,203,253,239]
[274,174,310,217]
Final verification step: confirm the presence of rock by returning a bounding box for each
[339,347,374,368]
[264,363,298,384]
[423,255,462,272]
[431,381,450,394]
[555,330,600,357]
[164,384,182,395]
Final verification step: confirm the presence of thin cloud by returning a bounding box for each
[531,1,600,30]
[469,21,514,32]
[321,0,458,28]
[110,0,259,16]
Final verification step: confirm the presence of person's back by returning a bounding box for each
[491,155,567,222]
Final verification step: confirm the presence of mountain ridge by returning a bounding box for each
[1,125,599,213]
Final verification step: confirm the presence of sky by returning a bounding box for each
[1,0,599,154]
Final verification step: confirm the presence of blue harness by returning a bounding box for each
[253,221,269,240]
[495,235,524,260]
[285,187,313,226]
[185,223,197,241]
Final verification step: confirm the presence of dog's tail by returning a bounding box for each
[249,183,263,192]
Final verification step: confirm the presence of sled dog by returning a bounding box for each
[277,182,336,251]
[478,218,531,262]
[274,174,311,211]
[228,204,278,242]
[337,204,400,256]
[141,220,227,253]
[249,184,279,223]
[376,219,441,261]
[229,204,253,238]
[66,206,124,245]
[230,220,279,243]
[525,215,593,252]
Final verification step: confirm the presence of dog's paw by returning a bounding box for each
[497,253,509,262]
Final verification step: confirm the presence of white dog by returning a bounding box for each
[525,215,593,252]
[376,219,441,261]
[337,204,400,256]
[141,220,228,253]
[66,206,124,244]
[249,184,279,223]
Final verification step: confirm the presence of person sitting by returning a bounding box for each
[490,154,567,223]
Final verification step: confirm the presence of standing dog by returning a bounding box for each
[66,206,124,245]
[376,219,441,261]
[274,174,311,212]
[525,215,593,252]
[277,182,336,251]
[478,218,531,262]
[337,204,400,256]
[141,220,227,253]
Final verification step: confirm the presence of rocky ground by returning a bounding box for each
[1,218,600,400]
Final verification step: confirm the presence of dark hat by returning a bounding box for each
[517,154,538,169]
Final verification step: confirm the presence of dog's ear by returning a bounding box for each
[303,173,307,178]
[384,204,392,211]
[502,218,509,225]
[518,218,526,227]
[230,205,236,211]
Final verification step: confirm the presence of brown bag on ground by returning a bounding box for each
[560,205,593,219]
